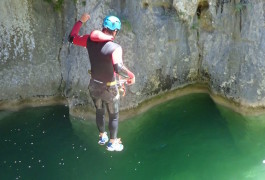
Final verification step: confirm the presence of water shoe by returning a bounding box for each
[98,132,109,145]
[106,138,124,151]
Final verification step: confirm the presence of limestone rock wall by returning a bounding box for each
[0,0,265,111]
[199,0,265,107]
[0,0,63,100]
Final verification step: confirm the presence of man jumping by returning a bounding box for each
[68,13,135,151]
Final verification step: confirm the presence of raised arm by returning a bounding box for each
[68,13,90,47]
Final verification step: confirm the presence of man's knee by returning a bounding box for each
[109,112,119,121]
[96,108,105,116]
[94,98,103,109]
[108,100,119,114]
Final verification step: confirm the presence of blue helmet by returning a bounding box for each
[102,16,121,31]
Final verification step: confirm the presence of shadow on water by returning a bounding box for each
[0,94,265,180]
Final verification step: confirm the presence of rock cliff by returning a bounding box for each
[0,0,264,114]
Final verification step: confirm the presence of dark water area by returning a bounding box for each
[1,93,265,180]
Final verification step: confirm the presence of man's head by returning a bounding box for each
[102,16,121,37]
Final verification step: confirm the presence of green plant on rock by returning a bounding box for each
[121,19,132,32]
[81,1,86,7]
[44,0,64,11]
[191,22,199,30]
[234,0,251,32]
[234,0,249,13]
[54,0,64,11]
[43,0,78,11]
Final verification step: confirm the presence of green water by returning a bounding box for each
[1,93,265,180]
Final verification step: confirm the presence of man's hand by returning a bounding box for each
[127,77,135,85]
[80,13,90,23]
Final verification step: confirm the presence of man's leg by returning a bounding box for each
[107,98,120,139]
[92,98,110,145]
[106,100,123,151]
[93,98,106,134]
[108,112,119,139]
[88,81,106,135]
